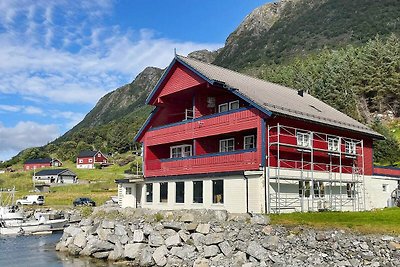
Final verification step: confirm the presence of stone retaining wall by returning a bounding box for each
[56,207,400,266]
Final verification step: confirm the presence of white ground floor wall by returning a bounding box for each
[117,168,399,214]
[76,164,94,169]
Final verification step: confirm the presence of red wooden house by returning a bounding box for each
[24,158,62,171]
[76,150,108,169]
[116,55,400,213]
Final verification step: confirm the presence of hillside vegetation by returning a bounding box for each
[214,0,400,70]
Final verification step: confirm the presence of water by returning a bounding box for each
[0,233,113,267]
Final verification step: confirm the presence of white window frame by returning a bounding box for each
[345,141,356,155]
[218,100,239,113]
[313,181,325,198]
[296,131,312,148]
[219,138,235,152]
[78,159,83,163]
[88,159,93,163]
[328,136,340,152]
[170,144,193,159]
[229,100,239,110]
[218,103,229,113]
[244,135,255,150]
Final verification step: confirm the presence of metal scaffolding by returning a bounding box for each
[266,124,365,214]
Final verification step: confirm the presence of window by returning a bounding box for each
[218,100,239,113]
[98,154,101,157]
[126,187,132,195]
[299,181,311,198]
[345,141,356,155]
[88,159,93,163]
[313,181,325,198]
[176,182,184,203]
[382,184,388,192]
[244,135,255,150]
[170,144,192,158]
[229,100,239,110]
[328,137,340,152]
[160,182,168,203]
[219,138,235,152]
[347,183,355,198]
[146,184,153,203]
[297,131,311,148]
[79,159,83,163]
[193,181,203,203]
[218,103,229,113]
[212,180,224,204]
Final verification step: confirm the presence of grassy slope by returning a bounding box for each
[0,157,131,207]
[270,208,400,234]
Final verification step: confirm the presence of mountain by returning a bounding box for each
[2,0,400,167]
[214,0,400,71]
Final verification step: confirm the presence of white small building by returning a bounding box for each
[33,169,78,184]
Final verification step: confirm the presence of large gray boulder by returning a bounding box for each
[152,245,168,266]
[149,233,165,247]
[204,245,220,258]
[196,223,210,234]
[124,243,146,259]
[204,233,224,245]
[165,233,181,248]
[73,232,87,248]
[133,229,145,243]
[247,241,268,261]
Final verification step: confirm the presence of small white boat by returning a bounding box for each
[0,188,67,235]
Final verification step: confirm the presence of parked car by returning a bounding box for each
[16,195,45,205]
[73,197,96,207]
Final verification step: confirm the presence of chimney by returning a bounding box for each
[298,90,304,97]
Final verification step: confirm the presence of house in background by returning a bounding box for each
[76,150,108,169]
[116,55,400,213]
[33,169,77,184]
[24,158,62,171]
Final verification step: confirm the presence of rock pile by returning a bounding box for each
[56,208,400,266]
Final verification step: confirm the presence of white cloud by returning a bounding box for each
[0,104,43,115]
[0,1,222,105]
[0,121,59,161]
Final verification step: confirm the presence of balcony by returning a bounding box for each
[145,149,259,177]
[144,107,260,146]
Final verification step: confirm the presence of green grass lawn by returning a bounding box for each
[270,208,400,234]
[0,157,132,207]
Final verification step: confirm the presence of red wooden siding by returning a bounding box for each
[145,150,259,177]
[266,116,374,175]
[24,163,51,171]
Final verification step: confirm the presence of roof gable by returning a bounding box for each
[146,61,206,105]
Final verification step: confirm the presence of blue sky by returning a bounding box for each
[0,0,269,160]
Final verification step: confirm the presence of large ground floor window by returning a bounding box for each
[212,180,224,204]
[176,182,184,203]
[160,182,168,203]
[193,181,203,203]
[146,184,153,203]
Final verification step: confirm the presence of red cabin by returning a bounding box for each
[24,158,62,171]
[116,55,400,214]
[76,151,108,169]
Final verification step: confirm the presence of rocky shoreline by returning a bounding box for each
[56,207,400,266]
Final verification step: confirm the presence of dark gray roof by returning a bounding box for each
[176,55,383,139]
[24,158,52,164]
[78,150,98,157]
[35,169,68,176]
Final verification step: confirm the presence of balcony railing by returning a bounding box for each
[145,149,259,177]
[145,107,260,146]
